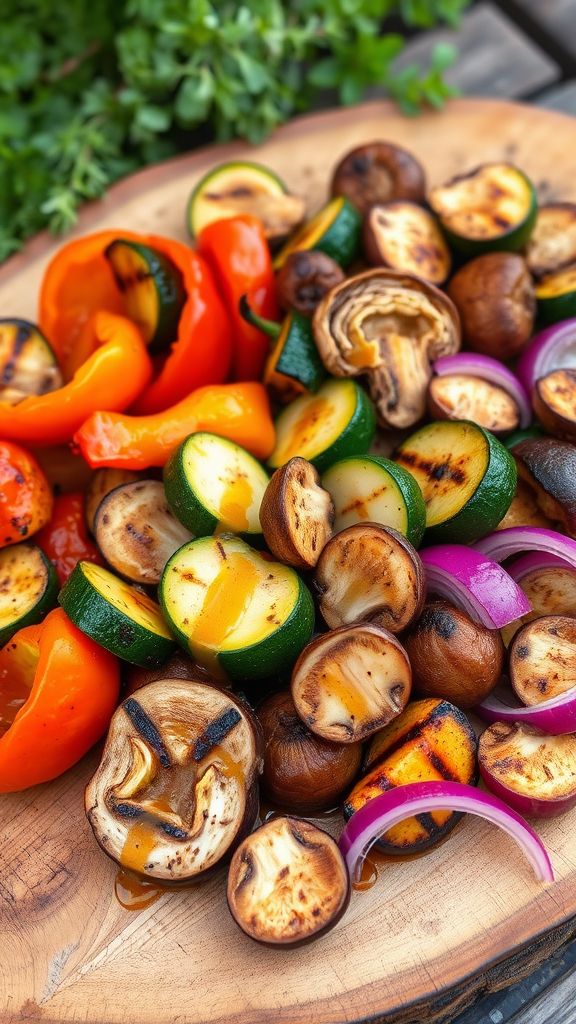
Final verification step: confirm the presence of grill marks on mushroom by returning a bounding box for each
[291,623,411,744]
[314,523,424,633]
[509,615,576,706]
[313,269,460,429]
[259,457,334,569]
[85,679,262,882]
[227,816,350,946]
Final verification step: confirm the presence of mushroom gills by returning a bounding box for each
[227,816,350,946]
[363,201,451,284]
[85,678,261,882]
[427,374,520,436]
[344,698,478,852]
[0,319,62,404]
[291,622,411,744]
[94,479,193,585]
[510,615,576,706]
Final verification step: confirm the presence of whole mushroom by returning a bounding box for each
[313,268,460,429]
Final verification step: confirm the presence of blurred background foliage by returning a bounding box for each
[0,0,470,259]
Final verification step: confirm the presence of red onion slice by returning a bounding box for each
[421,545,531,629]
[475,527,576,568]
[433,353,531,428]
[507,551,570,581]
[338,781,554,883]
[517,319,576,393]
[476,680,576,736]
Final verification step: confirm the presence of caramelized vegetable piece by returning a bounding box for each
[512,438,576,536]
[227,816,350,946]
[291,623,411,744]
[447,253,535,359]
[0,320,62,404]
[314,523,424,633]
[313,269,460,429]
[479,721,576,817]
[86,468,141,533]
[344,698,478,853]
[510,615,576,706]
[257,691,361,811]
[363,202,451,285]
[124,650,220,696]
[276,251,345,317]
[496,480,556,532]
[527,203,576,278]
[331,142,426,214]
[535,263,576,324]
[533,369,576,442]
[85,679,262,882]
[427,373,520,435]
[501,564,576,646]
[94,480,192,585]
[259,457,334,569]
[404,600,505,709]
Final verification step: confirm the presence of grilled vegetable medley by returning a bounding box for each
[2,140,576,946]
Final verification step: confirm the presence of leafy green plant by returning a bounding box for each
[0,0,470,259]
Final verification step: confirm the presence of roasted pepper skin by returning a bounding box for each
[74,381,276,470]
[198,215,279,380]
[0,441,53,547]
[39,230,232,408]
[0,312,152,446]
[36,492,104,584]
[0,608,120,793]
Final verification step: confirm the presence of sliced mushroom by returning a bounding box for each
[447,253,535,359]
[479,721,576,817]
[314,522,425,633]
[533,369,576,442]
[85,679,262,883]
[259,457,334,569]
[94,480,193,584]
[124,651,223,696]
[496,480,556,532]
[527,203,576,278]
[313,269,460,429]
[509,615,576,705]
[257,690,361,812]
[512,438,576,536]
[363,202,451,285]
[427,373,520,435]
[86,467,141,534]
[227,816,350,946]
[276,251,345,317]
[291,623,411,743]
[331,142,426,215]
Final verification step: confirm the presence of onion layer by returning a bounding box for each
[420,545,531,629]
[517,318,576,393]
[476,680,576,736]
[475,526,576,568]
[433,353,531,428]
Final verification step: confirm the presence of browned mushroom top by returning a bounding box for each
[313,268,460,428]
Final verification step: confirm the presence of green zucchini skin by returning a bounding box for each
[0,544,59,646]
[536,290,576,325]
[187,160,288,239]
[273,313,327,394]
[322,455,426,548]
[274,197,362,271]
[105,240,186,353]
[59,562,176,668]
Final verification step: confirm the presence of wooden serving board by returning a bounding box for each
[1,98,576,1024]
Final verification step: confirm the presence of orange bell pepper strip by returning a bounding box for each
[74,381,275,470]
[39,229,232,406]
[0,608,120,793]
[0,311,152,446]
[198,215,279,381]
[36,492,104,584]
[0,441,53,546]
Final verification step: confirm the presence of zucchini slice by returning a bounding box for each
[264,311,327,403]
[85,468,141,534]
[268,379,376,473]
[94,480,192,585]
[273,196,362,271]
[187,160,305,244]
[164,432,269,538]
[0,544,58,645]
[322,455,426,547]
[395,420,517,543]
[527,203,576,278]
[429,163,537,255]
[59,561,176,667]
[160,535,315,682]
[105,240,186,353]
[363,202,451,285]
[0,319,62,404]
[535,264,576,324]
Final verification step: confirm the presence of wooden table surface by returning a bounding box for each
[398,5,576,1020]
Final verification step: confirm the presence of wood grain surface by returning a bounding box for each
[1,98,576,1024]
